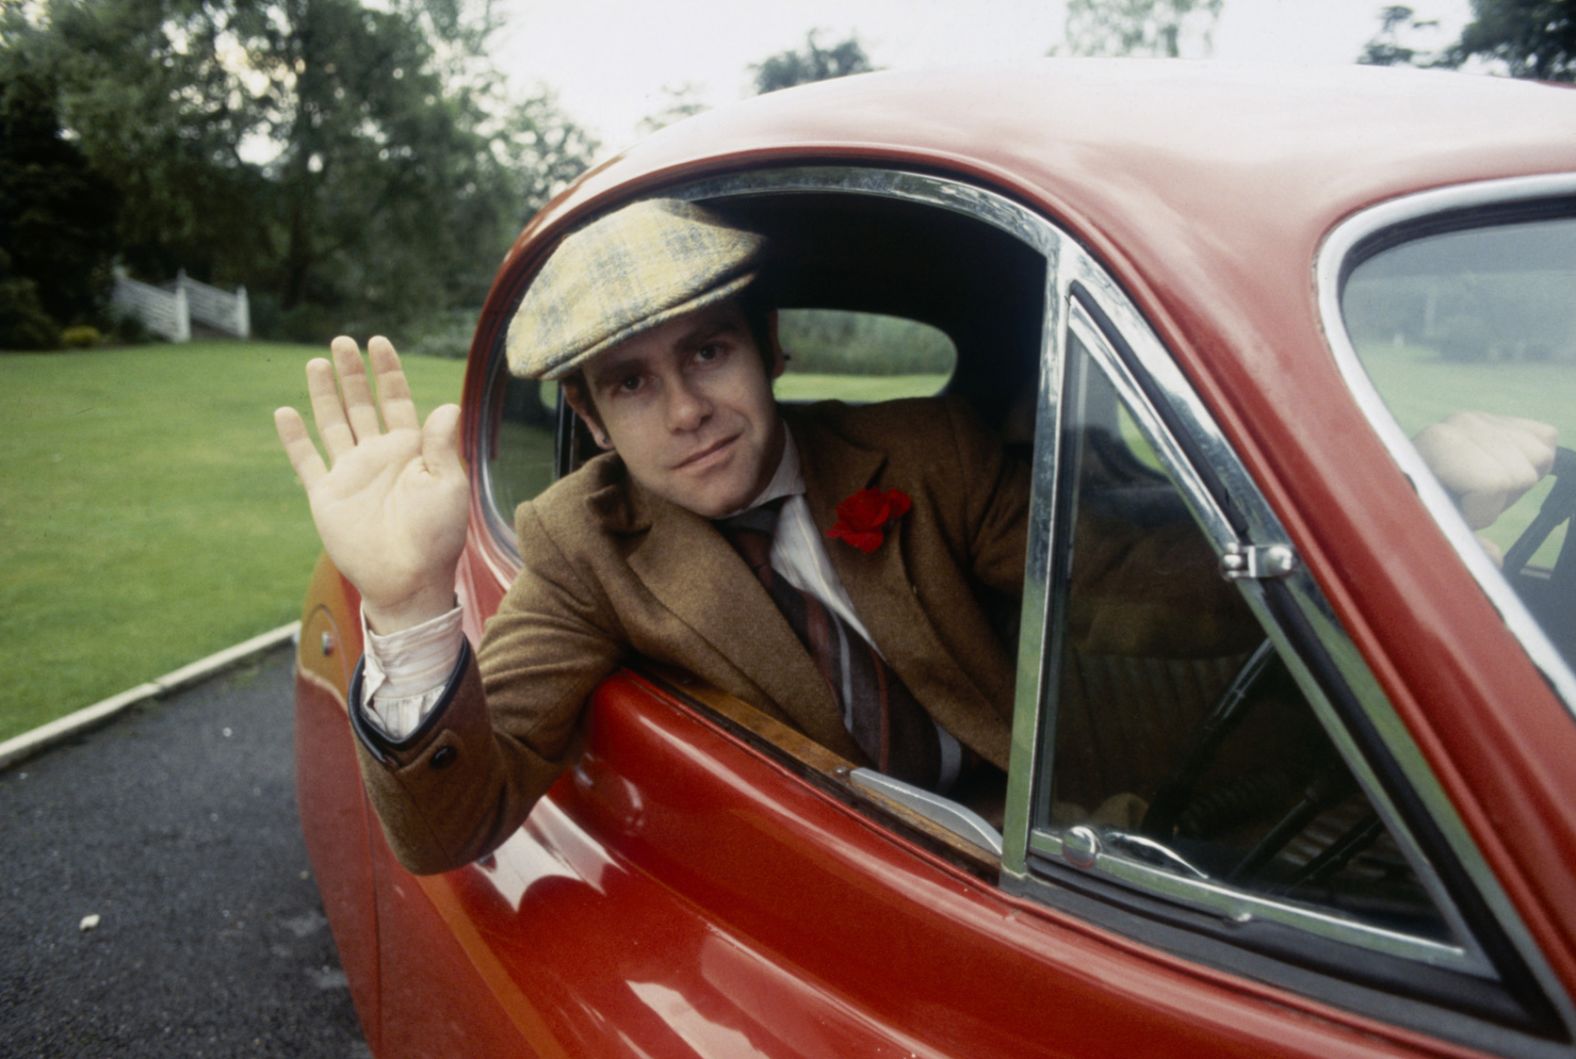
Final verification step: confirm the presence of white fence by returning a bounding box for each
[111,268,250,342]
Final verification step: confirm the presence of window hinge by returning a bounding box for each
[1220,542,1297,581]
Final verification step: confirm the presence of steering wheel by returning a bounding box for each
[1140,640,1282,840]
[1502,445,1576,579]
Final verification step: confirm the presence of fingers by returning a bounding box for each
[274,406,327,489]
[1493,413,1557,478]
[1415,411,1559,529]
[298,334,425,465]
[422,403,464,478]
[369,336,420,433]
[332,335,382,442]
[306,356,356,462]
[1461,412,1551,496]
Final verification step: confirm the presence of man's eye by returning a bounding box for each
[615,375,644,394]
[694,343,726,363]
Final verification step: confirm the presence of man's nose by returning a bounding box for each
[664,375,712,431]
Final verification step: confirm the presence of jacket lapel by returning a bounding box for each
[618,479,858,758]
[793,408,1009,762]
[792,408,933,679]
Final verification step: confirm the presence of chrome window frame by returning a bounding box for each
[1008,287,1481,971]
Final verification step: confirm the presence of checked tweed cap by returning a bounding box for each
[506,199,766,380]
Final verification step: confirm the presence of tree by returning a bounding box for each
[1359,5,1440,67]
[751,30,876,95]
[1360,0,1576,83]
[0,57,119,346]
[1059,0,1224,58]
[1447,0,1576,81]
[2,0,598,338]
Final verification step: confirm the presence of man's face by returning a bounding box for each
[569,301,785,518]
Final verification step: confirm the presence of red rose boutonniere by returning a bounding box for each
[827,488,912,554]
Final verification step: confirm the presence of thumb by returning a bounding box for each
[422,403,464,477]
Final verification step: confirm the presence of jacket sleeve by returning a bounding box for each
[349,500,625,875]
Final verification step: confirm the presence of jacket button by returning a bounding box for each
[429,746,457,771]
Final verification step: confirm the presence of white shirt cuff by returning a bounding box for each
[359,606,465,741]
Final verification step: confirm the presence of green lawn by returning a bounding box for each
[0,341,465,742]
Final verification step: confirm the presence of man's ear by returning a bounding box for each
[766,310,786,380]
[562,380,613,450]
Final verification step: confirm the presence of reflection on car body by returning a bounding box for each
[293,61,1576,1056]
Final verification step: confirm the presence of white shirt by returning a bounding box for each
[359,427,961,788]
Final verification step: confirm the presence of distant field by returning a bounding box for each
[0,341,465,742]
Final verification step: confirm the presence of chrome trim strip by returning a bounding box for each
[673,166,1058,253]
[1317,174,1576,1024]
[1025,827,1469,967]
[476,352,522,567]
[849,767,1004,857]
[1002,229,1070,875]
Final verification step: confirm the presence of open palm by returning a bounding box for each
[275,336,470,632]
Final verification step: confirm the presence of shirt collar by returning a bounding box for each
[722,425,803,517]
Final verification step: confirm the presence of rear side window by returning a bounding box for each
[774,309,955,402]
[1340,210,1576,677]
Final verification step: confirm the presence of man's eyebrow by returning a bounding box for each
[586,354,641,387]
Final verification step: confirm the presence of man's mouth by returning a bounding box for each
[673,434,739,470]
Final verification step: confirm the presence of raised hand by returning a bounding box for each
[1413,411,1558,530]
[275,336,470,633]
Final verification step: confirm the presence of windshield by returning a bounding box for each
[1339,209,1576,675]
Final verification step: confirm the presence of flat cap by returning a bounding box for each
[505,199,766,380]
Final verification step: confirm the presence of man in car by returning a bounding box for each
[275,199,1555,875]
[276,200,1028,873]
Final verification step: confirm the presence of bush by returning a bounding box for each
[248,292,365,345]
[401,307,480,360]
[0,272,61,350]
[60,324,102,348]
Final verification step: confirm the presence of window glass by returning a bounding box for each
[1340,214,1576,672]
[485,375,558,526]
[1040,333,1451,944]
[773,309,955,402]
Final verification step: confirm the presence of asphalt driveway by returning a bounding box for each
[0,644,368,1058]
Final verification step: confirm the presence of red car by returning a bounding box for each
[293,61,1576,1056]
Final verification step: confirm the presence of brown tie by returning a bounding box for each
[720,501,942,790]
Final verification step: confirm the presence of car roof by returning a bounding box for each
[526,60,1576,284]
[488,59,1576,508]
[504,61,1576,384]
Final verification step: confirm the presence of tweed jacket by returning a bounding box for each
[352,395,1029,874]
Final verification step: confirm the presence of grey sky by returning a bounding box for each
[493,0,1472,152]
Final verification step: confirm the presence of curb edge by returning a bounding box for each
[0,621,301,772]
